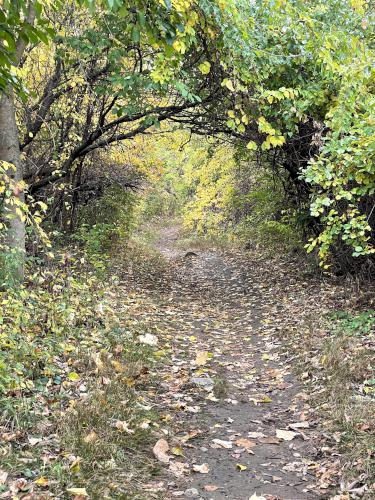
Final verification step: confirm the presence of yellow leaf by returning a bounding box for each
[195,351,212,366]
[35,476,49,487]
[111,360,125,373]
[68,372,80,381]
[246,141,257,151]
[70,458,81,473]
[236,463,248,471]
[259,396,272,403]
[222,78,235,92]
[198,61,211,74]
[122,377,135,387]
[171,446,184,456]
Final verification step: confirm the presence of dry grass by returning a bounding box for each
[0,330,164,499]
[319,327,375,490]
[285,309,375,497]
[56,356,160,499]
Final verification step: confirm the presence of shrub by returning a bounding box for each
[76,186,137,270]
[0,253,110,394]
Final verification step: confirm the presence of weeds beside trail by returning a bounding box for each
[1,222,374,499]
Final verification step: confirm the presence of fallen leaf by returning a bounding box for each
[192,463,210,473]
[66,487,88,497]
[180,430,200,443]
[68,372,80,381]
[153,438,171,464]
[212,438,233,449]
[289,421,310,430]
[35,477,49,487]
[0,470,8,484]
[259,395,272,403]
[236,463,248,471]
[258,436,280,445]
[28,437,41,446]
[206,393,219,402]
[83,431,98,443]
[276,429,298,441]
[204,485,219,492]
[138,333,158,346]
[111,360,125,373]
[70,458,81,473]
[171,446,184,456]
[168,461,189,477]
[139,420,151,429]
[195,351,212,366]
[115,420,134,434]
[92,352,104,372]
[143,481,165,492]
[235,438,256,449]
[248,432,266,439]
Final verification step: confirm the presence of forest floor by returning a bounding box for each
[1,222,373,499]
[118,222,374,500]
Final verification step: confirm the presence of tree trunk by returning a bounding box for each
[0,89,26,282]
[0,2,35,282]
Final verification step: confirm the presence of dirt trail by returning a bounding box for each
[143,226,322,499]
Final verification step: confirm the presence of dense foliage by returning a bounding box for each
[0,0,373,272]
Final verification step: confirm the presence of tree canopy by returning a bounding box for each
[0,0,374,272]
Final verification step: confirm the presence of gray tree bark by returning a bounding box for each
[0,89,26,281]
[0,2,35,282]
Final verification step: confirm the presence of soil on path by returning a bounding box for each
[135,226,324,500]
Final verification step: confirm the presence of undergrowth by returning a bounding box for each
[0,240,167,498]
[292,308,375,496]
[319,310,375,496]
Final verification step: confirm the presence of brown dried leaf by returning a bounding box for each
[235,438,256,449]
[153,438,171,464]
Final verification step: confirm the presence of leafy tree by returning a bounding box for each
[1,0,374,277]
[0,0,226,280]
[173,0,375,267]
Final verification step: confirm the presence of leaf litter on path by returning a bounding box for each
[107,224,371,498]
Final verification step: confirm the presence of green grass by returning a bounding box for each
[329,309,375,337]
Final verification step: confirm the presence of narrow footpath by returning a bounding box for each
[123,226,334,499]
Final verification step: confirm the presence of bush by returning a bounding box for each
[0,252,110,394]
[233,173,302,252]
[76,186,137,270]
[139,185,180,219]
